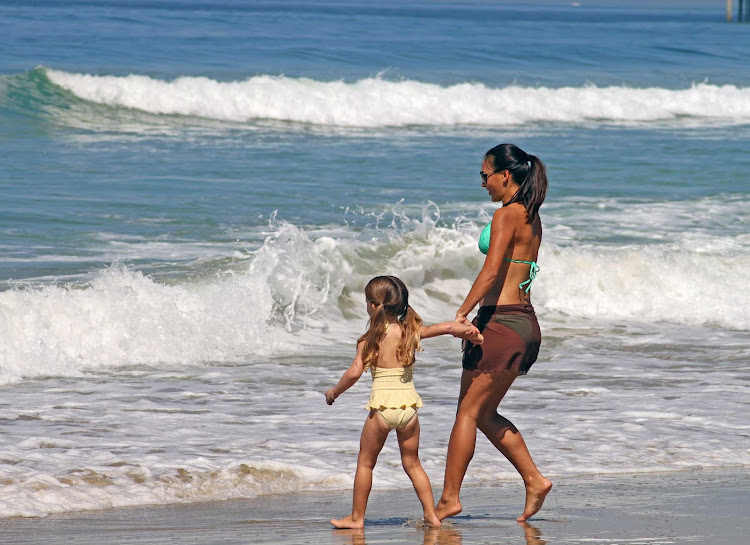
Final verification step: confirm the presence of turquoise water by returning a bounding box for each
[0,0,748,518]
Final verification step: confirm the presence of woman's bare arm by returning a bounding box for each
[456,207,515,320]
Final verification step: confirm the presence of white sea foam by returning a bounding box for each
[0,223,354,383]
[0,459,329,518]
[44,69,750,127]
[537,244,750,330]
[542,194,750,250]
[0,267,275,382]
[1,208,748,385]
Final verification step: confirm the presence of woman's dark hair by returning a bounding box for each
[485,143,548,222]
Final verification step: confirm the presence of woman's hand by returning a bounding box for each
[455,312,470,324]
[325,388,337,405]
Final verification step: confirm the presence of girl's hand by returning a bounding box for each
[449,321,480,341]
[463,324,481,341]
[455,312,469,324]
[467,330,484,345]
[325,388,337,405]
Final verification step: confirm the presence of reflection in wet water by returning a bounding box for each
[332,525,465,545]
[519,521,547,545]
[332,527,366,545]
[331,519,546,544]
[424,527,463,545]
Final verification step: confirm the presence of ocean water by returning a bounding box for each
[1,0,749,518]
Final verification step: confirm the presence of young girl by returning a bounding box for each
[324,275,483,529]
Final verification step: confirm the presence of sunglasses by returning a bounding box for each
[480,170,501,183]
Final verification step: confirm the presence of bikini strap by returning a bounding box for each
[504,259,540,293]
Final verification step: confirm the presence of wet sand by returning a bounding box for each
[1,468,747,544]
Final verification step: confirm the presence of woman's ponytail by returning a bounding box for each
[519,153,548,222]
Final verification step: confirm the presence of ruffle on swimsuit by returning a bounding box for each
[365,366,423,410]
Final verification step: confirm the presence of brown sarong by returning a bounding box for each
[462,304,541,375]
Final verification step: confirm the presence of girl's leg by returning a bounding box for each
[331,411,390,529]
[395,414,441,528]
[436,370,500,520]
[478,373,552,521]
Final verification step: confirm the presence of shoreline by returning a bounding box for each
[1,467,747,544]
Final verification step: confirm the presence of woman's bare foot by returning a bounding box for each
[517,478,553,521]
[435,497,462,521]
[424,512,442,528]
[330,515,364,529]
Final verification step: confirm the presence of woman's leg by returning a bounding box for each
[478,373,552,521]
[395,414,441,528]
[435,369,501,520]
[331,411,391,528]
[437,369,552,521]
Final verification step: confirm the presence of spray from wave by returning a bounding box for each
[18,68,750,128]
[1,199,748,384]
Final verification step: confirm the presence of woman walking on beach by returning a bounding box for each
[435,144,552,522]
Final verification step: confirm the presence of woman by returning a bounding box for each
[435,143,552,522]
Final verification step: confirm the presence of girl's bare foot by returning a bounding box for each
[517,478,552,521]
[435,497,462,521]
[330,515,364,529]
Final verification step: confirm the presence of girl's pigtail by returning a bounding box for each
[358,303,387,371]
[396,305,423,366]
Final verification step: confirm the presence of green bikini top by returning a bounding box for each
[478,221,539,293]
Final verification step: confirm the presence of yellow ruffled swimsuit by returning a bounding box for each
[366,366,423,430]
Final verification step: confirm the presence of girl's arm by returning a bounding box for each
[325,342,365,405]
[419,322,483,344]
[456,207,515,321]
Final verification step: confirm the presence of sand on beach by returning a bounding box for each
[1,468,747,545]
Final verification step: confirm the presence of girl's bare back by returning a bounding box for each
[373,323,410,369]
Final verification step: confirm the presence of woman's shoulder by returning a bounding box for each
[493,203,525,224]
[495,203,541,227]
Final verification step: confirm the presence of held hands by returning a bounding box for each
[467,330,484,345]
[455,312,483,345]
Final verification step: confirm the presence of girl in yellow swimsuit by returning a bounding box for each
[325,275,483,529]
